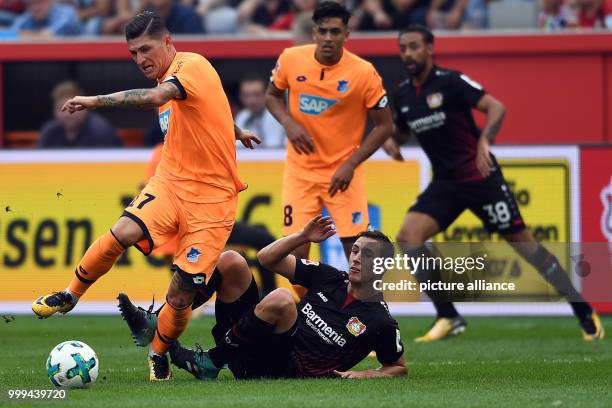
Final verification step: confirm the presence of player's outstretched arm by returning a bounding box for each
[334,355,407,379]
[61,82,181,113]
[257,215,336,280]
[328,106,394,196]
[475,94,506,177]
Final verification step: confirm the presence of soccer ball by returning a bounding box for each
[46,341,99,388]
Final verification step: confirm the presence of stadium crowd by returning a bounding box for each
[0,0,610,38]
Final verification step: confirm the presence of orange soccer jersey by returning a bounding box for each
[156,52,246,203]
[271,44,387,182]
[124,52,245,274]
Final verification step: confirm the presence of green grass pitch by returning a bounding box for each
[0,315,611,407]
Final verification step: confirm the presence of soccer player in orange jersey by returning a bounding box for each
[31,11,260,381]
[266,1,395,264]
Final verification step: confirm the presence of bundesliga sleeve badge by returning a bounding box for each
[346,317,367,337]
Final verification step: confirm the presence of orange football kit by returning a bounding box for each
[124,52,246,275]
[271,44,387,237]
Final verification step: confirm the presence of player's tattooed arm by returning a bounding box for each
[475,94,506,177]
[476,94,507,144]
[96,82,181,109]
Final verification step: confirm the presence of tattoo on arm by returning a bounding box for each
[481,119,502,143]
[96,83,180,109]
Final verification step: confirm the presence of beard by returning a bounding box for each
[406,60,426,77]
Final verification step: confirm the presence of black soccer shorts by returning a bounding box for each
[409,167,526,235]
[227,326,298,380]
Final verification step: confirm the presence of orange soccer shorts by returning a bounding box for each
[123,175,235,274]
[282,167,369,238]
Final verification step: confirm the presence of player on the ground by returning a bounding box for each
[120,216,407,379]
[31,11,260,381]
[387,24,604,342]
[266,1,394,264]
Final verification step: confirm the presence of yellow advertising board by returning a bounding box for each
[0,148,578,308]
[0,152,421,303]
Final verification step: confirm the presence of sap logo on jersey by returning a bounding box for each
[299,94,337,115]
[159,108,171,137]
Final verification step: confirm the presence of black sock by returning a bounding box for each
[211,277,260,345]
[402,244,459,319]
[526,245,592,319]
[191,268,222,310]
[208,306,274,368]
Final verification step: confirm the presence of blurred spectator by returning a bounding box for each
[427,0,474,29]
[187,0,239,33]
[234,75,285,149]
[39,81,122,148]
[69,0,113,35]
[538,0,576,28]
[461,0,486,28]
[358,0,429,30]
[11,0,83,37]
[148,0,204,33]
[269,0,318,30]
[101,0,149,35]
[292,10,315,43]
[0,0,25,26]
[237,0,290,33]
[570,0,611,27]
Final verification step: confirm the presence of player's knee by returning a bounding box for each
[260,288,295,316]
[111,216,144,247]
[217,251,250,279]
[396,228,424,245]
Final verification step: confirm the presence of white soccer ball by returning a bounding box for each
[46,341,99,388]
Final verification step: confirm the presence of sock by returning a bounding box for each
[191,267,222,310]
[526,245,592,319]
[211,277,260,345]
[208,307,274,368]
[151,300,192,355]
[67,231,125,296]
[402,243,459,319]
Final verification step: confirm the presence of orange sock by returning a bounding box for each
[151,302,192,355]
[68,231,125,296]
